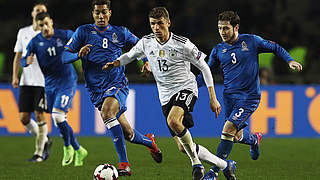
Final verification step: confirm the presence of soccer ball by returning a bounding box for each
[93,164,118,180]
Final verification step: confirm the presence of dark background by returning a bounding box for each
[1,0,320,84]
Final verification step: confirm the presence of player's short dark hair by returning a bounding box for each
[148,7,170,20]
[35,12,50,21]
[218,11,240,27]
[92,0,111,10]
[33,2,47,8]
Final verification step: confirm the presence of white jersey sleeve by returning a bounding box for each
[184,40,213,87]
[14,29,23,53]
[118,39,146,66]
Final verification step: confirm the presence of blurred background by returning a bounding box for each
[1,0,320,84]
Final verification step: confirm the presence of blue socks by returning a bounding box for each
[239,129,256,145]
[106,118,128,163]
[129,129,153,148]
[57,121,80,150]
[57,121,71,147]
[212,139,234,172]
[66,122,80,150]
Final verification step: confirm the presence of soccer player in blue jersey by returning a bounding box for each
[21,12,88,167]
[62,0,162,176]
[197,11,302,180]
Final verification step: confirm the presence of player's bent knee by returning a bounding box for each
[52,111,67,126]
[100,111,117,121]
[20,113,31,125]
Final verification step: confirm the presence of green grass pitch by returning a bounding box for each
[0,137,319,179]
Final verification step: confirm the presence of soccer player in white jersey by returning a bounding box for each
[103,7,236,180]
[12,3,52,162]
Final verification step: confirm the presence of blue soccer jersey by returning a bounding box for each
[22,28,78,112]
[63,24,140,109]
[197,34,294,100]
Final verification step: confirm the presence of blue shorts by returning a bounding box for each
[46,85,76,113]
[93,84,129,119]
[223,95,260,131]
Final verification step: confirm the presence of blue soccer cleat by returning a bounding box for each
[203,169,218,180]
[223,160,237,180]
[250,132,262,160]
[192,164,205,180]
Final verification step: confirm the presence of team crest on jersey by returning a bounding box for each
[222,49,227,53]
[39,42,44,46]
[112,33,119,43]
[169,49,177,58]
[241,41,249,51]
[159,50,165,57]
[56,38,63,47]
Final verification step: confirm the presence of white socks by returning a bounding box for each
[196,144,227,170]
[25,119,39,136]
[35,122,48,156]
[177,129,201,166]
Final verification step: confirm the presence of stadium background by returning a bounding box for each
[0,1,320,179]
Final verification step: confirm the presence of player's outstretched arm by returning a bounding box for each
[288,60,303,71]
[102,60,120,71]
[208,86,221,118]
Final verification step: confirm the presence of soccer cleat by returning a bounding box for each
[192,164,205,180]
[117,162,132,176]
[28,155,44,162]
[145,133,163,163]
[223,160,237,180]
[250,132,262,160]
[42,137,53,160]
[74,146,88,166]
[62,145,74,166]
[203,169,218,180]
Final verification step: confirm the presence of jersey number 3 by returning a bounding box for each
[231,52,237,64]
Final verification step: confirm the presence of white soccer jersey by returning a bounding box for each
[14,25,45,87]
[119,32,213,105]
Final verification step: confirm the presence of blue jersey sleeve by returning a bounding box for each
[63,28,82,64]
[64,27,84,53]
[254,35,294,63]
[123,27,139,45]
[196,48,220,88]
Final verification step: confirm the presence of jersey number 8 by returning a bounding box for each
[102,38,108,48]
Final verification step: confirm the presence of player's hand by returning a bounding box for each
[289,60,302,71]
[210,98,221,118]
[141,61,151,78]
[27,53,35,65]
[78,44,92,58]
[102,60,120,71]
[11,77,19,88]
